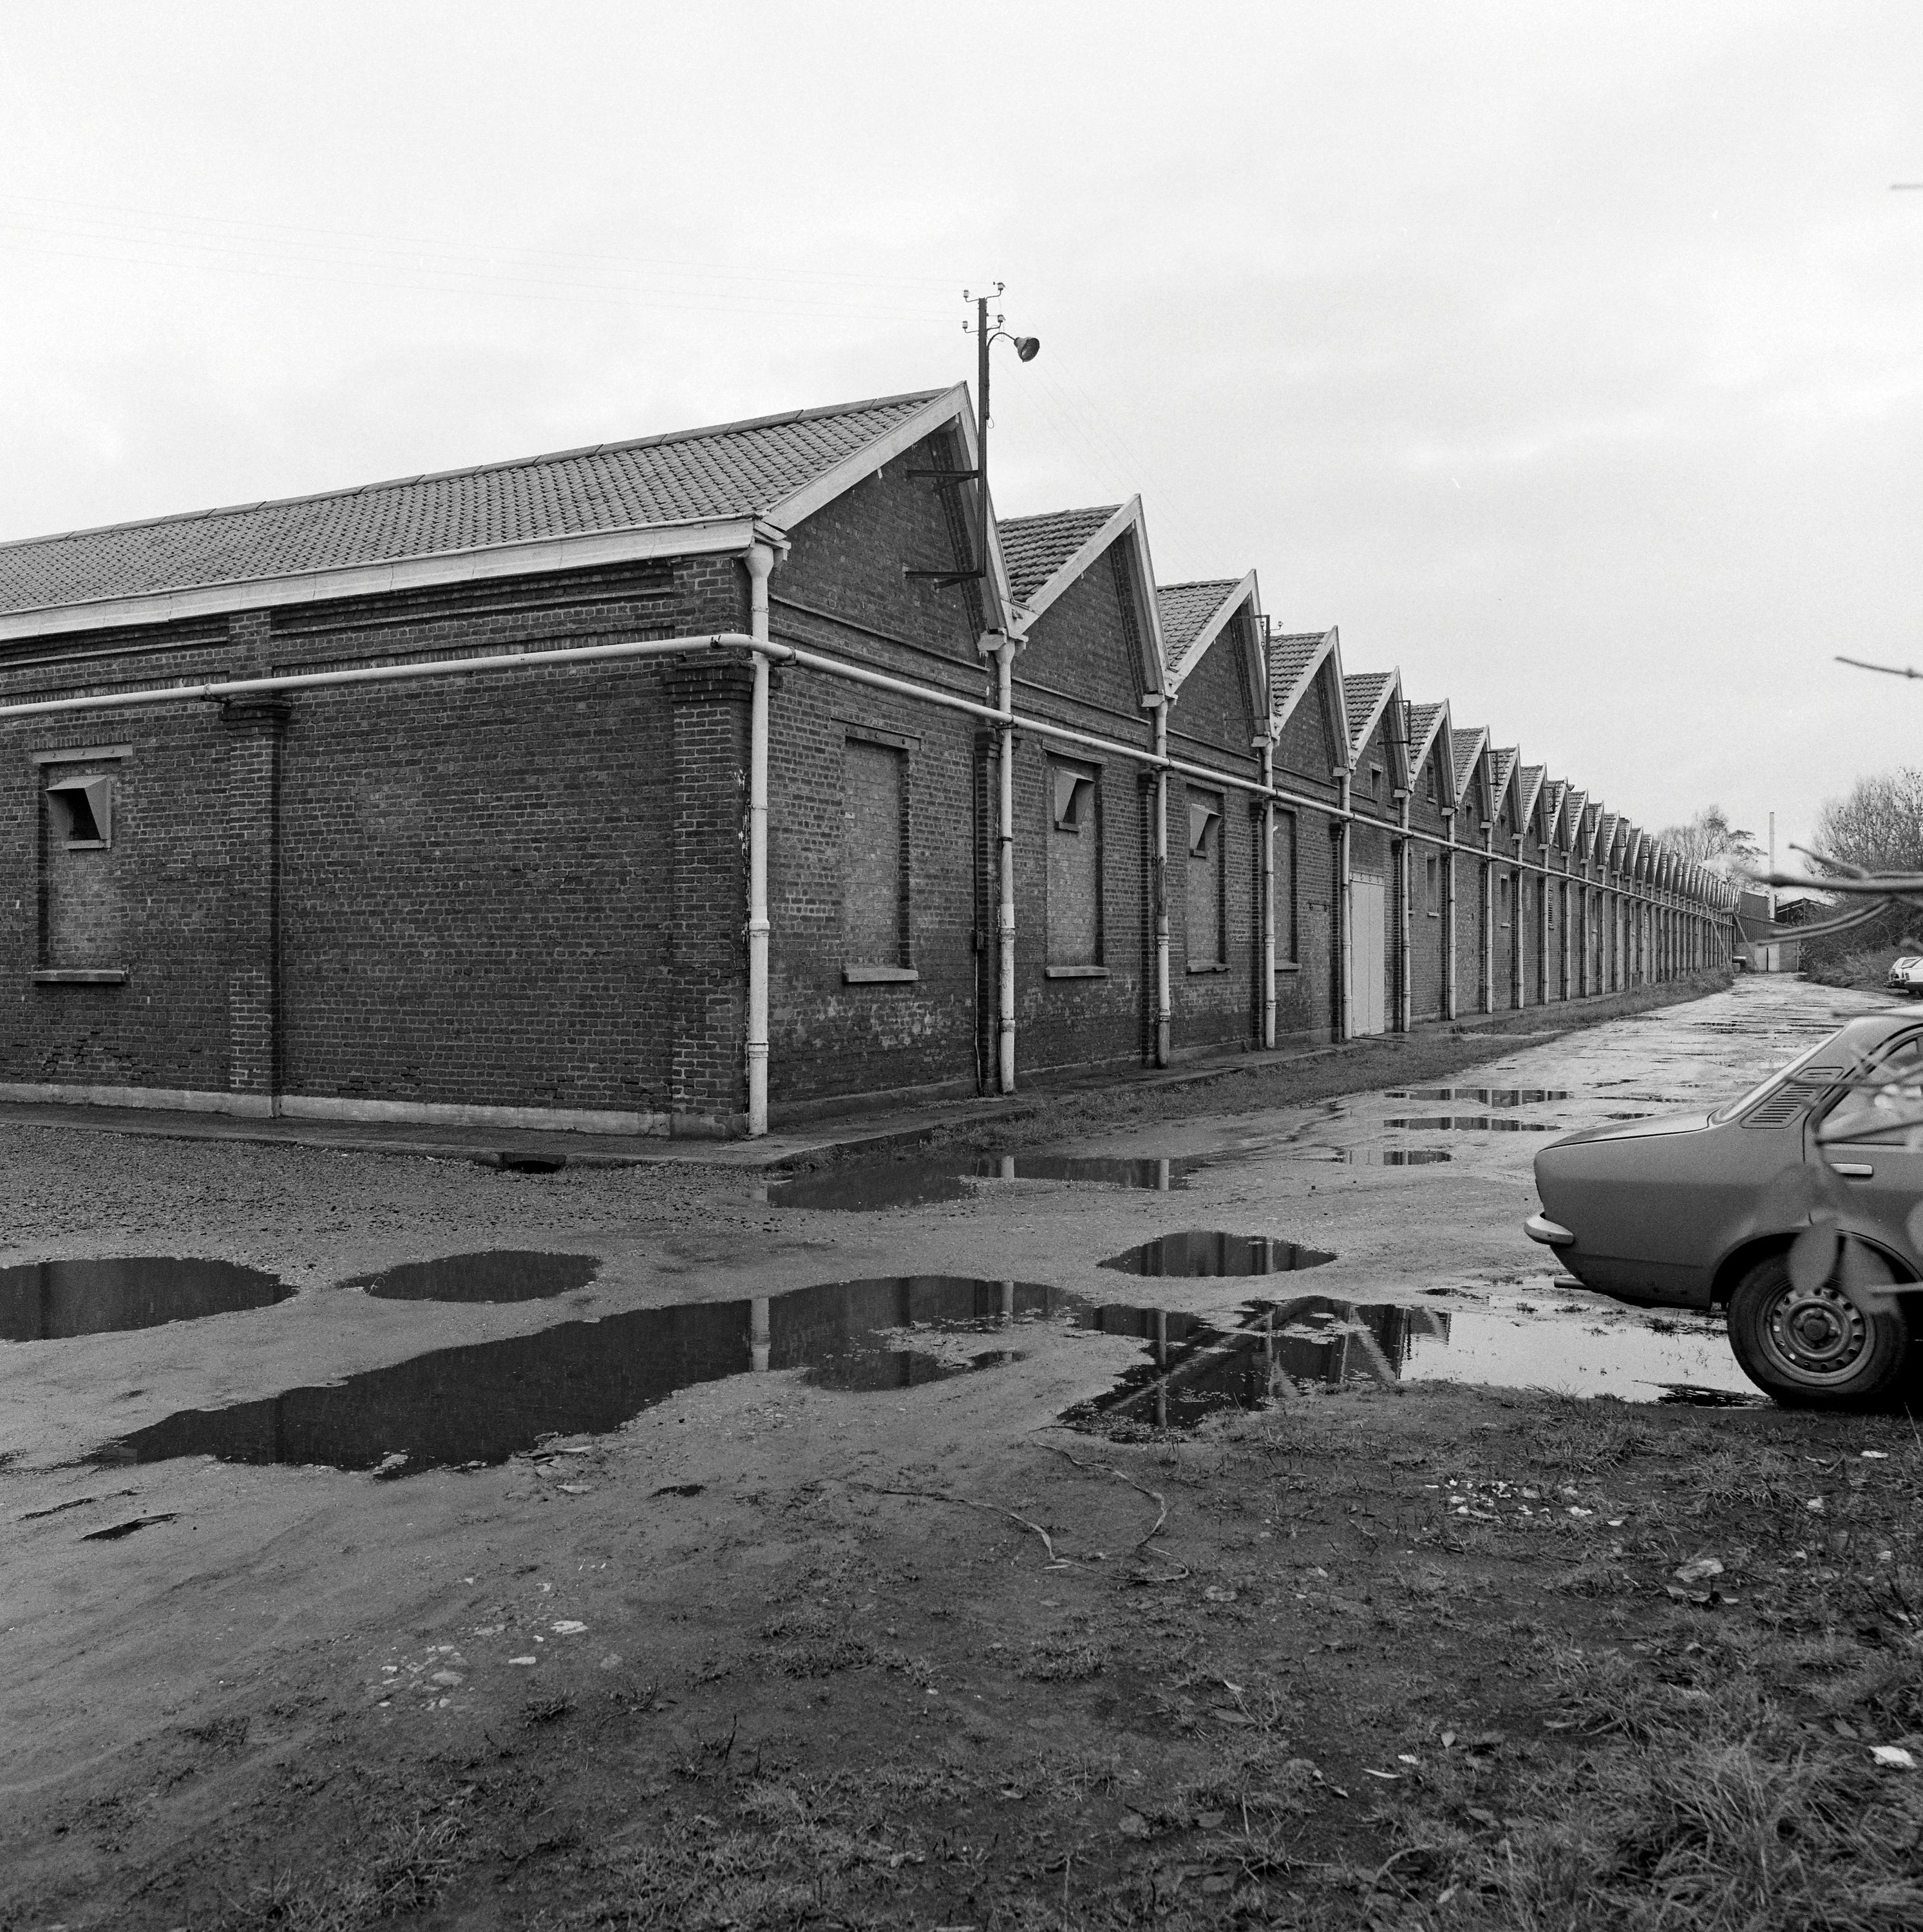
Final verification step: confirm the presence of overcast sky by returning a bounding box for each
[3,2,1918,862]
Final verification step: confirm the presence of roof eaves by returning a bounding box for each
[0,513,778,647]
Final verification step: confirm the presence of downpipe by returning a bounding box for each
[1443,813,1457,1021]
[1336,769,1352,1041]
[1481,824,1494,1014]
[1151,697,1171,1067]
[1396,790,1412,1032]
[744,544,775,1137]
[997,638,1017,1094]
[1260,737,1276,1050]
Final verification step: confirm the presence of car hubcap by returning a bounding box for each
[1761,1282,1869,1384]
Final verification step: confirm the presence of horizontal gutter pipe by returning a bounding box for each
[0,628,1716,914]
[0,633,761,720]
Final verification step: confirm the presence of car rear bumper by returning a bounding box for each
[1524,1212,1575,1247]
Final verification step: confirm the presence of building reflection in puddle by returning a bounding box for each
[1066,1296,1449,1429]
[1068,1289,1755,1423]
[0,1258,292,1343]
[1059,1298,1453,1437]
[98,1276,1075,1476]
[766,1153,1204,1211]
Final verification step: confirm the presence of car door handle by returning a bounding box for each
[1832,1162,1875,1179]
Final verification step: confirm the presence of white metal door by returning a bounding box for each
[1347,874,1387,1036]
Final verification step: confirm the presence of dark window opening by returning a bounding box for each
[1052,768,1095,833]
[48,775,111,848]
[1188,800,1221,858]
[1425,855,1439,915]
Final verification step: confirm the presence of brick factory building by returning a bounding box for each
[0,385,1736,1139]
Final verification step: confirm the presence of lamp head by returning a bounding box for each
[1012,335,1041,362]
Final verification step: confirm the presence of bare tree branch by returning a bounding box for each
[1836,654,1923,680]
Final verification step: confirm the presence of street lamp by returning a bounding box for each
[965,283,1039,585]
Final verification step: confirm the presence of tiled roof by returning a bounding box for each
[1158,580,1241,675]
[1001,505,1119,607]
[1341,672,1394,755]
[1516,764,1546,827]
[1564,791,1589,844]
[1405,702,1445,769]
[1490,747,1519,806]
[1452,726,1489,792]
[0,390,948,617]
[1267,629,1332,715]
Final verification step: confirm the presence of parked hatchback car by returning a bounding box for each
[1526,1010,1923,1407]
[1888,956,1923,995]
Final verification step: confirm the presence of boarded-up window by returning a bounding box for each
[1499,873,1512,927]
[842,740,907,965]
[1277,810,1297,962]
[1186,788,1225,967]
[1047,757,1101,967]
[1424,855,1439,915]
[42,761,124,965]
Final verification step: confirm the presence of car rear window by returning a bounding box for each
[1815,1036,1923,1145]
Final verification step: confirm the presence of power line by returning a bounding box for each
[0,189,959,292]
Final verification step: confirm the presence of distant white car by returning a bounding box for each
[1888,956,1923,996]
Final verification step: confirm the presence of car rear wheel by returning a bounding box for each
[1727,1249,1912,1408]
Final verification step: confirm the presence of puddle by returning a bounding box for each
[766,1151,1202,1211]
[1381,1117,1562,1132]
[1385,1088,1571,1104]
[1099,1231,1337,1277]
[94,1277,1075,1476]
[347,1252,601,1304]
[0,1258,292,1343]
[1331,1149,1453,1166]
[1065,1291,1752,1431]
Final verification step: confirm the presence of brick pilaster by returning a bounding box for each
[222,696,289,1108]
[667,653,753,1135]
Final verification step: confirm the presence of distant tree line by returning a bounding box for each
[1796,768,1923,972]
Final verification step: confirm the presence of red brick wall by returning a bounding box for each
[762,435,987,1104]
[1349,703,1399,1028]
[1,625,240,1092]
[1406,737,1452,1022]
[1168,616,1263,1054]
[1010,541,1155,1075]
[263,558,735,1123]
[1519,808,1549,1004]
[1273,670,1341,1041]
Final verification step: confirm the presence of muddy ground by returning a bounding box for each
[4,973,1921,1929]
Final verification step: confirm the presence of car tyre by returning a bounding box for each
[1727,1248,1912,1409]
